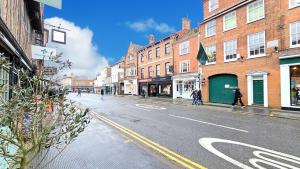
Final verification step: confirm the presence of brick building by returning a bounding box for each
[199,0,300,110]
[0,0,44,100]
[137,33,175,97]
[124,43,141,95]
[173,19,200,99]
[61,75,94,93]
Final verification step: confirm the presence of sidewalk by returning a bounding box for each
[30,119,172,169]
[131,96,300,121]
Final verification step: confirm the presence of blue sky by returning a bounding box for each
[45,0,204,64]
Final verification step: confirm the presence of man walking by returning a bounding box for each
[232,88,245,108]
[191,89,198,105]
[77,89,81,97]
[100,89,104,100]
[197,89,203,105]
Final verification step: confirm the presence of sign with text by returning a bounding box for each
[32,45,56,60]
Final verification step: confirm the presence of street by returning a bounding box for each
[69,93,300,169]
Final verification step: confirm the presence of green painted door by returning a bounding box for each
[253,80,264,105]
[209,74,238,104]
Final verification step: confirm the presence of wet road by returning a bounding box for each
[70,93,300,169]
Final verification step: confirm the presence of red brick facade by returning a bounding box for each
[199,0,300,108]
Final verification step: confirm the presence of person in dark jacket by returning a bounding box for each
[191,90,198,105]
[197,89,203,105]
[232,88,245,108]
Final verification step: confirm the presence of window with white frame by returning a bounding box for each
[140,54,144,62]
[0,68,9,101]
[224,39,237,61]
[156,47,160,58]
[206,45,217,63]
[248,31,265,57]
[148,66,153,78]
[247,0,264,23]
[289,0,300,8]
[209,0,219,12]
[165,62,171,75]
[290,21,300,47]
[127,67,136,76]
[179,41,190,55]
[180,61,190,73]
[223,11,237,31]
[165,43,171,55]
[148,50,152,61]
[205,20,216,37]
[156,64,160,77]
[141,68,144,79]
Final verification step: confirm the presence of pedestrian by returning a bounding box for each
[100,89,104,100]
[296,87,300,102]
[191,89,198,105]
[232,88,245,108]
[141,89,146,98]
[77,89,81,97]
[197,89,203,105]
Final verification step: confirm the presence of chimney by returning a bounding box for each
[182,18,191,31]
[149,34,155,44]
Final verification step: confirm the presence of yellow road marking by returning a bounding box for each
[92,113,207,169]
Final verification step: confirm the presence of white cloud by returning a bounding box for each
[126,18,176,34]
[44,17,108,79]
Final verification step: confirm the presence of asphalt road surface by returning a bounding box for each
[70,93,300,169]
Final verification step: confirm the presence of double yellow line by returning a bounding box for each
[92,113,207,169]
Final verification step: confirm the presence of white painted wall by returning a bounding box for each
[280,65,291,107]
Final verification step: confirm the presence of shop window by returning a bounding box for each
[290,65,300,107]
[184,80,195,92]
[159,84,172,95]
[0,67,9,101]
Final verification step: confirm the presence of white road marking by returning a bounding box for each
[128,105,151,112]
[199,138,300,169]
[169,114,248,133]
[135,104,166,110]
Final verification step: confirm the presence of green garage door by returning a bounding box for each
[209,74,238,104]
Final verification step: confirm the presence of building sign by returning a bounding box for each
[34,0,62,9]
[139,79,152,83]
[52,29,66,44]
[31,45,56,60]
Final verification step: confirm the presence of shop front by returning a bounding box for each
[124,79,138,95]
[138,78,152,96]
[142,76,172,97]
[280,55,300,111]
[173,73,199,99]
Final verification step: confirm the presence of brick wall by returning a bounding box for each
[199,0,300,108]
